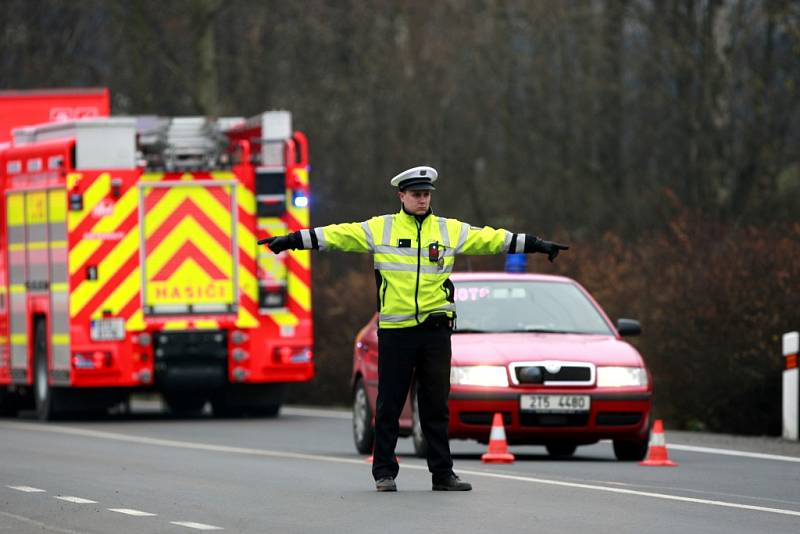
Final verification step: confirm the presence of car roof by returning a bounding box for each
[450,271,576,284]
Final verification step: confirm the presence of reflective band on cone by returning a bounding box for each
[481,413,515,464]
[640,419,678,467]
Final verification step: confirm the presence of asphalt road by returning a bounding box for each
[2,401,800,534]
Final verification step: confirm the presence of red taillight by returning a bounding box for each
[71,351,112,369]
[273,346,312,364]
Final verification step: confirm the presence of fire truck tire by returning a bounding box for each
[163,393,207,416]
[411,387,428,458]
[33,319,64,421]
[352,378,374,455]
[0,388,20,416]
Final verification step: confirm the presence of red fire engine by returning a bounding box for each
[0,89,314,419]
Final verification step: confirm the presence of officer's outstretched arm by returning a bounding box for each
[258,221,377,254]
[455,223,569,262]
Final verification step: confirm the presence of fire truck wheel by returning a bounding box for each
[34,319,62,421]
[0,388,20,416]
[352,378,374,455]
[411,387,428,459]
[163,393,207,416]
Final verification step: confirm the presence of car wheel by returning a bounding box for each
[545,442,577,458]
[613,437,650,461]
[411,388,428,458]
[352,378,374,455]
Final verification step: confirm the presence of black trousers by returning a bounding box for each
[372,318,454,481]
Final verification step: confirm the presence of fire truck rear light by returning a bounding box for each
[72,353,93,369]
[232,367,250,382]
[69,193,83,211]
[290,348,312,363]
[137,369,152,383]
[274,346,312,364]
[137,332,152,346]
[72,351,112,369]
[231,330,248,344]
[232,348,249,362]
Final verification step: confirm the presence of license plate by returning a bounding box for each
[520,394,590,413]
[90,318,126,341]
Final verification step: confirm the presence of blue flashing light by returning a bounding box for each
[505,253,527,273]
[292,191,309,208]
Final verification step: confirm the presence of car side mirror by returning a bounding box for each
[616,318,641,337]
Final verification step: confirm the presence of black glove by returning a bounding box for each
[524,236,570,262]
[538,240,569,262]
[257,231,302,254]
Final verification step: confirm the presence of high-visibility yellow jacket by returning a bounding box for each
[298,208,531,329]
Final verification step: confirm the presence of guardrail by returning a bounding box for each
[784,331,799,441]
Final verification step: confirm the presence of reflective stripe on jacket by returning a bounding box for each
[299,209,527,329]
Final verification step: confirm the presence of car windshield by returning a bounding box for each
[452,280,613,335]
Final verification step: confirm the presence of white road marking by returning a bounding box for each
[55,495,98,504]
[7,485,46,492]
[454,467,800,518]
[668,443,800,463]
[282,406,351,419]
[0,510,84,534]
[108,508,157,517]
[5,421,800,519]
[170,521,224,530]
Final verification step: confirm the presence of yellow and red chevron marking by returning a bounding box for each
[69,170,143,327]
[68,170,261,331]
[142,182,235,306]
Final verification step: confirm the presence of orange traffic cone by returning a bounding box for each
[481,413,515,463]
[640,419,678,467]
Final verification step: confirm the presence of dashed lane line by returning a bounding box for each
[170,521,224,530]
[55,495,98,504]
[7,485,46,492]
[108,508,157,517]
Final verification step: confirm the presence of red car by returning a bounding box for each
[351,272,652,461]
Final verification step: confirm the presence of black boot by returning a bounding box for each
[432,474,472,491]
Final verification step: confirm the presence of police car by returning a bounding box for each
[351,272,653,460]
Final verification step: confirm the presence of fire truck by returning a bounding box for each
[0,89,314,419]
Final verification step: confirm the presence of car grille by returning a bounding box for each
[596,412,642,426]
[459,412,512,426]
[519,413,590,427]
[510,361,594,386]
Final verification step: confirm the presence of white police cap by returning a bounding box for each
[390,166,438,191]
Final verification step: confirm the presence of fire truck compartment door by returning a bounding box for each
[140,180,238,314]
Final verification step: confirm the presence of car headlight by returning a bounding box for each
[450,366,509,387]
[596,366,648,387]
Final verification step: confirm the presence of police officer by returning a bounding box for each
[259,166,568,492]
